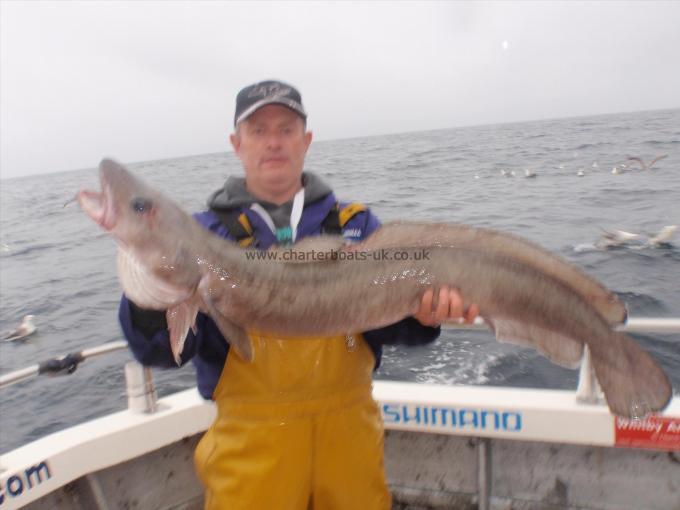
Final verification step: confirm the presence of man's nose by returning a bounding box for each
[266,132,283,150]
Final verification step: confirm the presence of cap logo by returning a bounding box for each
[247,84,292,99]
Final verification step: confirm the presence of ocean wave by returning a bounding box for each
[644,139,679,145]
[573,142,613,150]
[2,242,58,258]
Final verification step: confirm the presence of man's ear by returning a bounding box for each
[303,130,313,151]
[230,132,240,154]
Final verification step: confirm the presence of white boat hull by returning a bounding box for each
[2,382,678,509]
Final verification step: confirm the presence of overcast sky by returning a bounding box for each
[1,1,679,179]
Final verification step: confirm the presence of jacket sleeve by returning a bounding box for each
[349,208,441,347]
[119,294,202,367]
[117,211,228,367]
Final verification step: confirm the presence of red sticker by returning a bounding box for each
[615,416,680,451]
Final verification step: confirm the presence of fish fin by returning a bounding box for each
[196,274,253,362]
[166,297,200,366]
[589,332,672,418]
[210,307,254,362]
[485,317,584,369]
[203,300,253,362]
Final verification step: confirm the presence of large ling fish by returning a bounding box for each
[77,159,672,418]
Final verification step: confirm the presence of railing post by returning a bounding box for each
[575,345,604,405]
[125,361,158,413]
[478,437,492,510]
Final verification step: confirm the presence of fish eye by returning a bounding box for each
[131,197,153,214]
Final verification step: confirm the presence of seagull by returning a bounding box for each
[597,229,640,248]
[3,315,37,342]
[626,154,668,170]
[577,169,585,177]
[646,225,677,246]
[611,163,629,175]
[524,168,537,178]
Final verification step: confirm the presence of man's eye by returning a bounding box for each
[131,197,153,214]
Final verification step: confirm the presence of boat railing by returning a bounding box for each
[1,316,678,399]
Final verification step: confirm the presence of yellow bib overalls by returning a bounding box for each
[194,331,392,510]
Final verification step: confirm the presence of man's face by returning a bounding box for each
[230,104,312,202]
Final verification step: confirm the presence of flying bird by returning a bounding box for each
[626,154,668,170]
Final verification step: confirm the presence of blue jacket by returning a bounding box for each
[119,191,440,399]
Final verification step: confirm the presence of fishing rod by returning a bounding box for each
[1,317,679,390]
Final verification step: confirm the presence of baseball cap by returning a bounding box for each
[234,80,307,126]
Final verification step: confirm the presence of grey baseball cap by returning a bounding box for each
[234,80,307,126]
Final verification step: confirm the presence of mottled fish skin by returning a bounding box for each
[355,222,628,326]
[77,159,672,418]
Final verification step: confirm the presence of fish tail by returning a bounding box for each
[590,332,672,418]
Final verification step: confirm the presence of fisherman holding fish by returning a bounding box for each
[118,80,477,509]
[74,80,670,508]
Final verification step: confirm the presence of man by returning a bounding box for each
[119,80,477,509]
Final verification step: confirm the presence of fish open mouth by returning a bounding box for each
[76,170,117,231]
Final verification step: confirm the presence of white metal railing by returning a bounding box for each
[442,316,680,334]
[0,317,678,391]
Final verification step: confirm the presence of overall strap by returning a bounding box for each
[210,208,256,247]
[321,202,367,235]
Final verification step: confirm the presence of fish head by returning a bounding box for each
[78,159,184,248]
[78,159,201,308]
[77,158,200,277]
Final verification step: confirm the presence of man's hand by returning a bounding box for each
[414,286,479,327]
